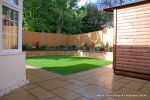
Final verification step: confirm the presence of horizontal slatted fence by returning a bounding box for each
[115,2,150,80]
[23,29,113,48]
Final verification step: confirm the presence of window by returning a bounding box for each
[0,0,22,53]
[8,0,18,5]
[2,6,18,49]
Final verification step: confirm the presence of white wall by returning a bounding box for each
[0,53,28,96]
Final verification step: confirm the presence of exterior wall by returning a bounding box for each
[114,2,150,80]
[25,51,113,61]
[23,28,113,47]
[0,53,28,96]
[0,0,27,97]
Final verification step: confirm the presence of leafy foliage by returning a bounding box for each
[22,43,31,50]
[23,0,140,34]
[80,4,111,33]
[23,0,78,33]
[23,0,110,34]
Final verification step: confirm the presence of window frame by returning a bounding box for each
[0,0,22,55]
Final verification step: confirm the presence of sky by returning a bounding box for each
[78,0,97,7]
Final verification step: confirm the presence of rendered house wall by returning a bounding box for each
[0,0,28,96]
[0,53,28,96]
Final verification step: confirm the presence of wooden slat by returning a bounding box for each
[118,7,150,15]
[117,25,150,30]
[116,66,150,75]
[116,32,150,36]
[116,55,150,60]
[117,12,150,18]
[116,56,149,63]
[117,3,150,13]
[117,18,150,24]
[117,27,150,31]
[117,42,150,45]
[116,57,150,65]
[116,54,150,60]
[117,30,150,34]
[117,43,150,46]
[117,21,150,28]
[116,45,150,48]
[117,39,150,43]
[114,70,150,80]
[117,34,150,38]
[116,48,150,53]
[117,14,150,21]
[116,65,150,74]
[116,62,150,70]
[116,51,150,57]
[117,34,150,39]
[117,38,150,41]
[117,21,150,27]
[117,45,150,47]
[117,21,150,26]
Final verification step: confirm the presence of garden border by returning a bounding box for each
[25,50,113,61]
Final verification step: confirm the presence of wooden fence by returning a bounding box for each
[23,28,113,47]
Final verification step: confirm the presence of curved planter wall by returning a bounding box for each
[25,50,113,61]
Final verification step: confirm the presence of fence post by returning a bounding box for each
[42,32,45,46]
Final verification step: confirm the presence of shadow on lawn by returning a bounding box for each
[41,63,105,75]
[27,55,94,61]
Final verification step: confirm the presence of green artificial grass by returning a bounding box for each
[26,55,112,75]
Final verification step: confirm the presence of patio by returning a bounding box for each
[0,65,149,100]
[0,1,150,100]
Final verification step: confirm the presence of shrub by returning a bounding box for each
[100,47,105,51]
[95,46,101,51]
[47,46,57,51]
[82,43,89,50]
[57,45,65,50]
[69,45,77,50]
[22,43,31,50]
[95,46,105,51]
[41,44,48,50]
[63,46,69,50]
[108,46,113,52]
[79,46,83,50]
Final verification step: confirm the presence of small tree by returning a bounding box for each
[81,4,109,33]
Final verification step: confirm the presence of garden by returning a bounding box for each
[23,0,113,75]
[23,42,113,52]
[23,30,113,74]
[26,55,112,75]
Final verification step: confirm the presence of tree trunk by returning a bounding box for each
[57,9,63,34]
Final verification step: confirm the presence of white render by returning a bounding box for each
[0,0,28,97]
[0,53,28,97]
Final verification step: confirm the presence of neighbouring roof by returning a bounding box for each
[103,0,150,12]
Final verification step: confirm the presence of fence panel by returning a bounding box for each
[23,28,113,47]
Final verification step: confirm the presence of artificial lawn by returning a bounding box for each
[26,55,112,75]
